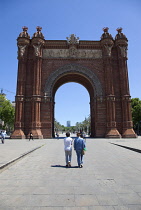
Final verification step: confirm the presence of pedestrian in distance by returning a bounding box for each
[74,132,86,168]
[0,130,6,144]
[29,132,34,141]
[64,132,73,167]
[56,132,59,140]
[80,131,86,141]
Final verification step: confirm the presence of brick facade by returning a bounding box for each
[11,27,136,139]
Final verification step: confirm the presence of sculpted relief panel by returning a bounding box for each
[43,49,102,59]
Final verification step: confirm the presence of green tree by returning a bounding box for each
[54,119,63,132]
[75,115,90,134]
[0,95,15,132]
[131,98,141,134]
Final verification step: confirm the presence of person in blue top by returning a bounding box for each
[1,130,6,144]
[74,132,86,168]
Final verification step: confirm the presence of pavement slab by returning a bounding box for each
[0,137,141,209]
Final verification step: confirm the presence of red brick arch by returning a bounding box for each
[11,27,136,139]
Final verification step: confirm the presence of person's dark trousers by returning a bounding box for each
[76,150,83,167]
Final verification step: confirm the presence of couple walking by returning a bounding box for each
[64,132,86,168]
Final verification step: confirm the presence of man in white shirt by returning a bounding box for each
[64,132,73,167]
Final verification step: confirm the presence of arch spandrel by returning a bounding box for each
[44,64,104,98]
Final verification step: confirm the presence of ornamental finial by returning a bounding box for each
[115,27,127,40]
[101,27,113,40]
[103,27,109,33]
[36,26,42,32]
[18,26,30,38]
[32,26,44,39]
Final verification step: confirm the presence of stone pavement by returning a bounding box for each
[0,139,47,169]
[0,137,141,209]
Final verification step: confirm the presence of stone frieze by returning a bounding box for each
[43,49,102,59]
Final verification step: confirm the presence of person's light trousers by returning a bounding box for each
[65,150,72,164]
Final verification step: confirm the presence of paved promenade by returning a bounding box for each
[0,136,141,209]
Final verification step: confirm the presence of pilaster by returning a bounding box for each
[29,27,45,138]
[115,28,136,138]
[41,95,53,138]
[11,27,30,139]
[101,27,121,138]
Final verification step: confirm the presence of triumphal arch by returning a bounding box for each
[11,26,136,139]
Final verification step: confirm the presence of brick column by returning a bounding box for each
[115,28,136,138]
[30,34,45,138]
[101,28,121,138]
[104,57,121,138]
[41,96,53,138]
[11,27,30,139]
[90,98,96,137]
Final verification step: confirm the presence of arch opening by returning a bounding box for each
[54,82,90,136]
[42,64,103,138]
[50,70,97,138]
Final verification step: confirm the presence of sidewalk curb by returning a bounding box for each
[0,144,45,171]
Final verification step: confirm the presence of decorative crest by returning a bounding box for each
[32,26,44,39]
[18,26,30,38]
[36,26,42,32]
[103,27,109,33]
[22,26,28,32]
[101,27,113,40]
[116,27,123,33]
[115,27,127,40]
[66,34,79,45]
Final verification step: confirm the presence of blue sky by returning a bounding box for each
[0,0,141,126]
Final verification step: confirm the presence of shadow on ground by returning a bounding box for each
[110,143,141,154]
[51,165,78,168]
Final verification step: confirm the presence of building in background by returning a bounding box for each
[67,121,71,127]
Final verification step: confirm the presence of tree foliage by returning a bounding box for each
[54,115,91,134]
[0,95,15,131]
[54,119,63,131]
[131,98,141,134]
[75,116,90,133]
